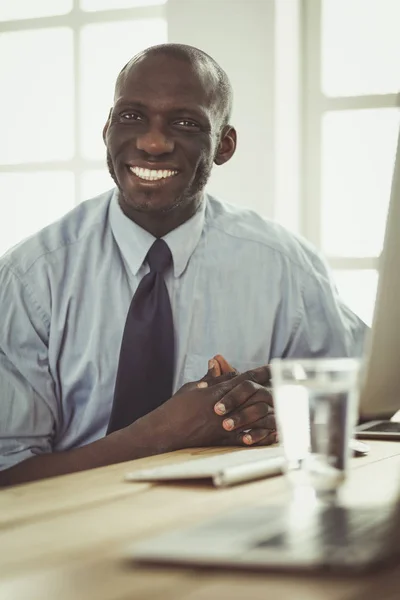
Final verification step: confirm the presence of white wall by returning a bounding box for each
[167,0,276,217]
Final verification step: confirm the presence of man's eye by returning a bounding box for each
[175,120,200,129]
[120,113,142,122]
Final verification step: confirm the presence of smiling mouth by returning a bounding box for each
[129,166,179,182]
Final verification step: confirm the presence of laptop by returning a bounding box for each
[129,122,400,574]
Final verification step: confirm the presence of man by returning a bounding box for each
[0,44,366,486]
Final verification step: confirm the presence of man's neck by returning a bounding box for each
[118,194,204,238]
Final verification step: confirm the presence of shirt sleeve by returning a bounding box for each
[282,252,368,359]
[0,262,58,471]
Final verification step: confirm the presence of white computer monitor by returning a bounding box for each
[359,119,400,418]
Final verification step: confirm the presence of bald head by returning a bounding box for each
[104,42,237,232]
[115,43,233,128]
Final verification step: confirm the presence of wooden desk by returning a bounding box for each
[0,441,399,600]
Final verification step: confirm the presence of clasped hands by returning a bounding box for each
[152,354,277,449]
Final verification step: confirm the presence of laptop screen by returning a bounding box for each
[359,119,400,418]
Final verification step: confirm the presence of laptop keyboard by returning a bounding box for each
[365,422,400,433]
[132,502,400,572]
[256,505,394,555]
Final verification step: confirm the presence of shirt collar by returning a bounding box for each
[109,188,206,278]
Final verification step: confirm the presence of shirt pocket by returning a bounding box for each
[182,353,264,384]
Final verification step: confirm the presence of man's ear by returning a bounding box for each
[214,126,237,166]
[102,108,112,144]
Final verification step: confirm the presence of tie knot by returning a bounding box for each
[146,239,172,273]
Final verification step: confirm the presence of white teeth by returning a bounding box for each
[130,167,178,181]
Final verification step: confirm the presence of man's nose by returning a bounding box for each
[136,125,174,156]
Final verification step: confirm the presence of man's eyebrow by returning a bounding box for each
[113,100,147,110]
[172,106,210,121]
[113,99,210,122]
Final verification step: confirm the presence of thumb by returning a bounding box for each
[197,358,237,389]
[196,359,220,389]
[176,359,236,396]
[207,358,222,378]
[214,354,238,376]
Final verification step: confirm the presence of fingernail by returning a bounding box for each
[243,433,253,445]
[214,403,226,415]
[223,418,234,431]
[197,381,208,388]
[208,359,215,370]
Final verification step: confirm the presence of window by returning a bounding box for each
[302,0,400,325]
[0,1,167,257]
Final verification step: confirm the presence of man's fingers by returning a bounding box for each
[214,378,273,416]
[209,365,271,400]
[214,354,237,375]
[221,402,275,432]
[197,371,238,389]
[199,355,237,382]
[197,357,238,389]
[196,359,220,388]
[238,421,277,446]
[208,358,221,377]
[241,429,277,446]
[222,365,271,390]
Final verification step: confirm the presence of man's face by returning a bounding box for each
[104,54,234,216]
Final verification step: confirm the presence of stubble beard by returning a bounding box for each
[106,151,213,215]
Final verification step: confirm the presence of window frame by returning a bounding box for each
[301,0,398,273]
[0,0,166,209]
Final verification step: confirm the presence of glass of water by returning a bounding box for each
[270,358,360,504]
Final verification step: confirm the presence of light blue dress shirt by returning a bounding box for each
[0,189,366,470]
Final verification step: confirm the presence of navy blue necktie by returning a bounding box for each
[107,239,175,433]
